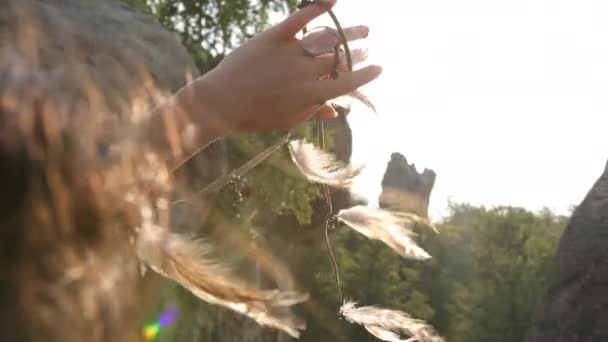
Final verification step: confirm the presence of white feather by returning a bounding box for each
[336,206,432,260]
[288,139,364,188]
[331,89,377,114]
[135,219,308,338]
[339,301,445,342]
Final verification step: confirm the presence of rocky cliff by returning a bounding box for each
[0,0,197,98]
[524,160,608,342]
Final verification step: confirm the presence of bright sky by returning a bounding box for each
[307,0,608,221]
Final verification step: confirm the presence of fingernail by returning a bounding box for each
[370,65,383,76]
[360,25,370,38]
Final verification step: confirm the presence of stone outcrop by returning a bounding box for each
[524,160,608,342]
[379,153,436,218]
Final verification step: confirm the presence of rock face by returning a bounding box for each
[326,108,354,162]
[379,153,436,218]
[524,160,608,342]
[0,0,198,103]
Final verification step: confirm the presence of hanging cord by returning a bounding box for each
[172,132,293,204]
[318,105,343,307]
[171,97,332,205]
[299,0,354,307]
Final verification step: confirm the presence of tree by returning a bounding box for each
[423,204,566,342]
[309,226,434,341]
[132,0,298,71]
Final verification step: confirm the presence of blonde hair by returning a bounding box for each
[0,11,175,339]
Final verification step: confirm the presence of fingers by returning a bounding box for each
[313,48,369,76]
[345,48,369,68]
[342,25,369,42]
[273,0,337,38]
[313,54,339,76]
[311,65,383,101]
[300,25,370,56]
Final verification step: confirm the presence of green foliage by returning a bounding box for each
[136,0,297,71]
[295,203,566,342]
[424,203,567,342]
[144,197,567,342]
[227,128,323,226]
[123,0,154,13]
[331,227,434,339]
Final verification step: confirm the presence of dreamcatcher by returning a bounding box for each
[135,1,445,341]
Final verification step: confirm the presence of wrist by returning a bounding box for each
[136,79,230,168]
[189,76,235,136]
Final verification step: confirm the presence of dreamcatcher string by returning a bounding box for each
[172,132,293,203]
[171,0,353,308]
[299,0,353,307]
[318,116,343,306]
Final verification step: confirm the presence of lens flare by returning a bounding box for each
[143,324,160,340]
[143,307,179,340]
[158,308,179,326]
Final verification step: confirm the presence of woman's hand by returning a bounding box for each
[191,0,382,133]
[145,0,381,166]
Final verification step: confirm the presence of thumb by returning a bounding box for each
[317,103,338,120]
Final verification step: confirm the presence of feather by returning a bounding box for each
[288,139,363,188]
[335,205,432,260]
[343,48,369,70]
[329,89,377,114]
[135,220,308,338]
[345,89,377,113]
[339,301,445,342]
